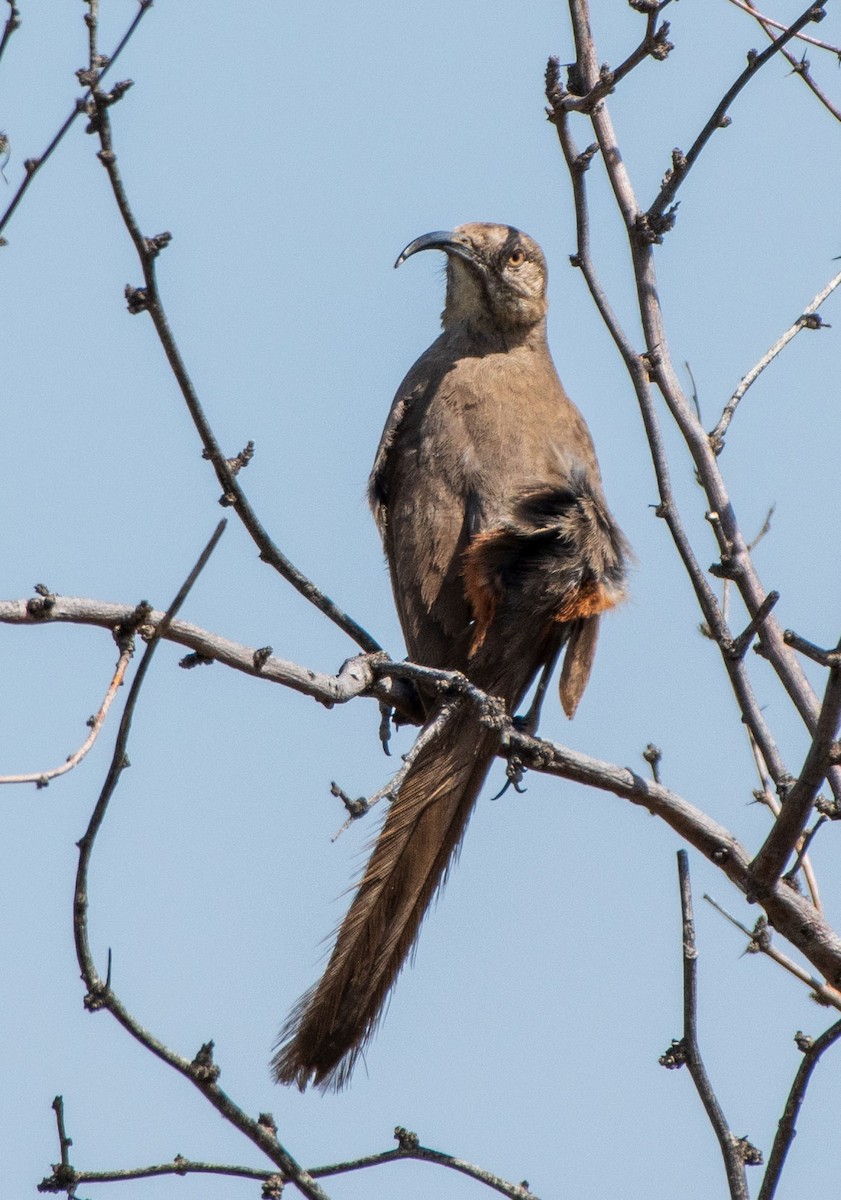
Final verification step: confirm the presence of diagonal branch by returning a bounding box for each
[648,2,827,219]
[562,0,841,806]
[0,0,153,242]
[0,0,20,68]
[0,646,132,786]
[675,852,753,1200]
[0,595,418,718]
[750,650,841,888]
[757,1018,841,1200]
[69,510,330,1200]
[84,44,379,655]
[710,267,841,450]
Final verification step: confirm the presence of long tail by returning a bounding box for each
[271,700,508,1091]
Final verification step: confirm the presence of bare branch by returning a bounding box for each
[0,0,153,242]
[83,40,379,655]
[0,0,20,68]
[648,2,828,220]
[725,0,841,53]
[751,649,841,888]
[675,852,754,1199]
[305,1126,539,1198]
[0,647,132,787]
[757,1019,841,1200]
[726,0,841,122]
[704,894,841,1010]
[711,269,841,451]
[67,511,328,1200]
[547,48,794,798]
[0,595,419,719]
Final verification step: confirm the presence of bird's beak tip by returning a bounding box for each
[394,230,463,271]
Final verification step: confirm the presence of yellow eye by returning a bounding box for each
[507,248,526,267]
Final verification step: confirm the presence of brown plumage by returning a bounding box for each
[272,223,628,1090]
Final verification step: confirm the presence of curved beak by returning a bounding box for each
[394,230,477,270]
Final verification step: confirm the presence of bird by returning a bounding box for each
[272,222,629,1090]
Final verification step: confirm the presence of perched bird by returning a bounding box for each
[273,222,628,1090]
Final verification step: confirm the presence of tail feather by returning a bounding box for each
[272,708,499,1090]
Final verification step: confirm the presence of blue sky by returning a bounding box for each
[3,3,841,1198]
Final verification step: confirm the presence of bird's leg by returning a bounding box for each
[514,628,564,736]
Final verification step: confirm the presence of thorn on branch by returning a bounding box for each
[226,440,255,475]
[649,21,674,61]
[636,205,678,245]
[113,600,153,651]
[394,1126,420,1152]
[191,1040,220,1084]
[330,781,369,820]
[643,742,662,782]
[815,793,841,819]
[659,1037,687,1069]
[124,284,149,314]
[26,583,56,619]
[574,142,600,172]
[144,230,172,258]
[257,1112,278,1135]
[252,646,273,671]
[733,1135,763,1167]
[746,916,772,954]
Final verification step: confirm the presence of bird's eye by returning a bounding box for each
[507,248,526,267]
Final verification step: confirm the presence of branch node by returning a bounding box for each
[658,1037,687,1069]
[191,1040,220,1083]
[227,440,255,475]
[27,583,56,619]
[732,1134,763,1166]
[330,781,369,820]
[258,1111,278,1135]
[144,230,172,258]
[394,1126,420,1152]
[643,742,662,782]
[252,646,273,671]
[124,284,149,314]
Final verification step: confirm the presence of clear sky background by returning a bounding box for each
[3,3,841,1198]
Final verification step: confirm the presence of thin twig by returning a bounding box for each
[566,0,841,801]
[747,731,822,911]
[84,35,379,655]
[0,0,20,68]
[677,853,753,1199]
[648,2,827,219]
[704,893,841,1009]
[547,47,794,797]
[757,1018,841,1200]
[725,0,841,53]
[711,269,841,450]
[307,1127,539,1199]
[0,648,131,786]
[0,0,153,242]
[0,596,416,715]
[751,650,841,888]
[67,515,327,1200]
[727,0,841,122]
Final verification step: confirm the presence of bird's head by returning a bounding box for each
[396,222,549,337]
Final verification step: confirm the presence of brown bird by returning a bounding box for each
[272,222,628,1090]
